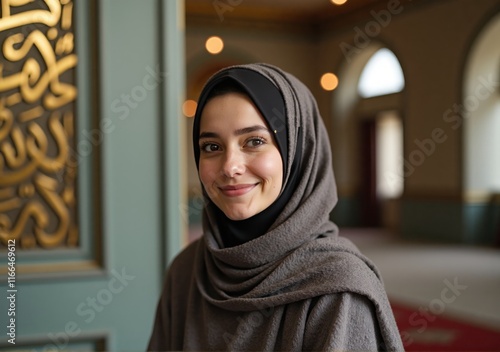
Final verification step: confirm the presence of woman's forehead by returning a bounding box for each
[199,92,268,129]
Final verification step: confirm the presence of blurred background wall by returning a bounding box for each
[184,0,500,245]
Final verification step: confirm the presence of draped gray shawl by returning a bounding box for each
[148,63,404,351]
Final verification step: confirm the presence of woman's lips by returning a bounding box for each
[219,184,257,197]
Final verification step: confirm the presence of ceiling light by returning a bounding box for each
[182,100,197,117]
[320,73,339,91]
[205,36,224,55]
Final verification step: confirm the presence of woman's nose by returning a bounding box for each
[222,150,245,178]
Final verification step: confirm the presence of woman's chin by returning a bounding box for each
[223,208,256,221]
[225,213,252,221]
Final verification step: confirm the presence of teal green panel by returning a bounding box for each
[188,196,204,225]
[98,0,165,349]
[401,199,465,243]
[463,202,500,245]
[13,269,148,345]
[1,335,105,351]
[490,202,500,245]
[161,0,185,268]
[463,203,488,244]
[331,196,363,227]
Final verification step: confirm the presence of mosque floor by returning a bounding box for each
[343,227,500,351]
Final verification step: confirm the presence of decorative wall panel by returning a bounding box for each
[0,331,108,351]
[0,0,103,278]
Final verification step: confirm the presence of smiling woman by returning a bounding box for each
[148,63,404,351]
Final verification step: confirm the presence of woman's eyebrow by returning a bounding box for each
[234,125,270,136]
[199,125,270,139]
[199,131,219,140]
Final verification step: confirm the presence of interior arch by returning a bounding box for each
[463,11,500,197]
[332,43,406,229]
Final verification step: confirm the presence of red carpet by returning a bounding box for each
[391,301,500,351]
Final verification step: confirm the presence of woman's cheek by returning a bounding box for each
[251,151,283,186]
[199,161,215,190]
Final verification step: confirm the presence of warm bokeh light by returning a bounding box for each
[330,0,347,5]
[320,72,339,91]
[182,99,197,118]
[205,36,224,54]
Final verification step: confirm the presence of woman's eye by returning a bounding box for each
[246,137,266,148]
[201,143,220,152]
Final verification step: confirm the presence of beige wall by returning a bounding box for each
[318,0,499,199]
[185,0,500,200]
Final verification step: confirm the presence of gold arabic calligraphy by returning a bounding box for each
[0,0,78,249]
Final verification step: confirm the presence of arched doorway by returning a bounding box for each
[463,11,500,244]
[332,44,405,231]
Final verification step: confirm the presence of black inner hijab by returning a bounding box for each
[193,68,302,248]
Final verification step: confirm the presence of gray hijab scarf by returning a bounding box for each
[148,63,404,351]
[196,62,337,251]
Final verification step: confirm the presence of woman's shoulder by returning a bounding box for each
[169,237,202,273]
[288,235,387,302]
[301,235,381,278]
[303,292,384,351]
[156,238,204,298]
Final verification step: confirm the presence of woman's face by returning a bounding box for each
[198,92,283,221]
